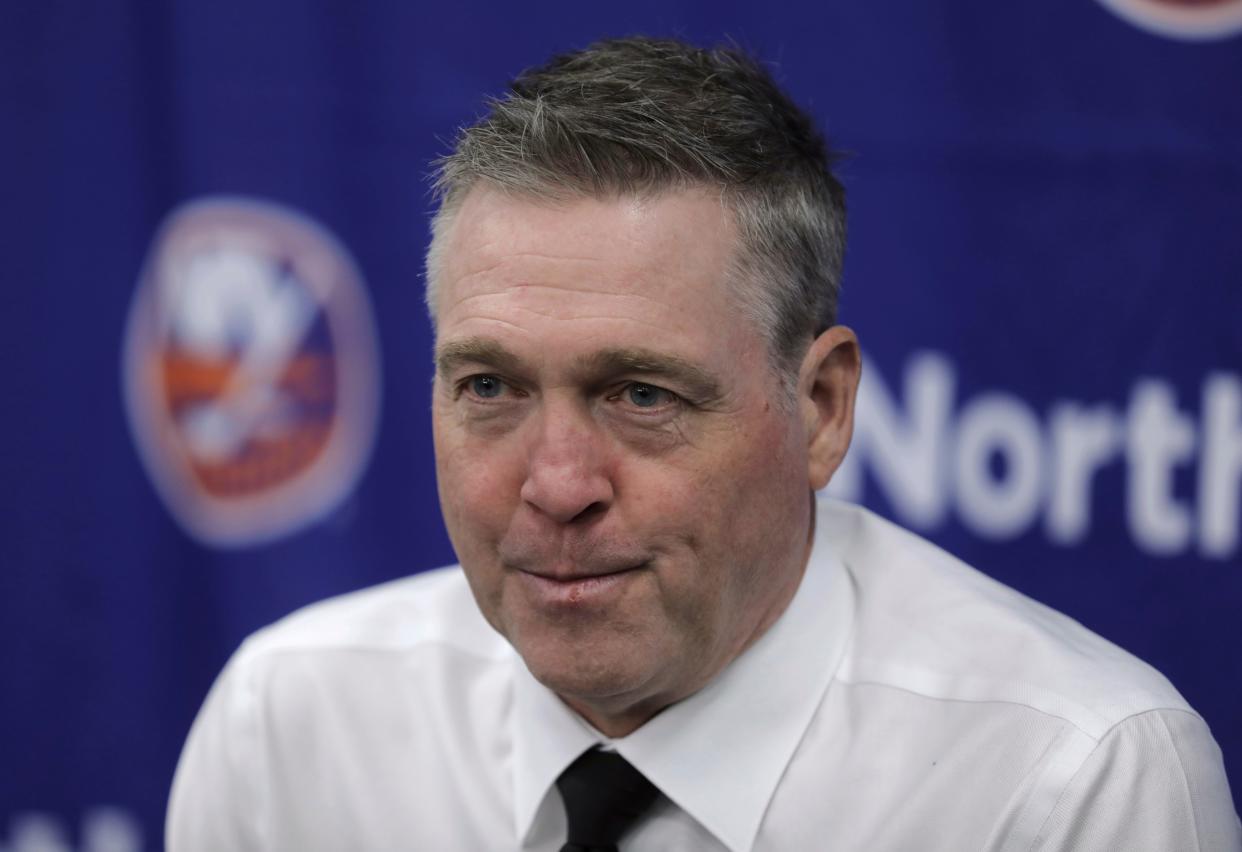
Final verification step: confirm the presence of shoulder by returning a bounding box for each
[820,500,1193,739]
[168,567,518,850]
[194,566,513,737]
[811,502,1240,849]
[234,564,510,665]
[208,566,514,717]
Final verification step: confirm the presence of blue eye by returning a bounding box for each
[469,375,504,399]
[626,383,669,408]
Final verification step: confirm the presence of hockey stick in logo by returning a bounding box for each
[163,247,324,464]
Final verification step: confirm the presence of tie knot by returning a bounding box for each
[556,748,660,852]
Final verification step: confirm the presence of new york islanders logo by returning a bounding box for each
[1097,0,1242,39]
[123,198,381,547]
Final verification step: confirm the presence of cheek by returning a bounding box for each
[433,431,525,628]
[618,435,776,572]
[701,415,802,505]
[635,409,799,517]
[674,418,805,570]
[433,413,525,545]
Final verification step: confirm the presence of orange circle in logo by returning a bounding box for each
[122,197,382,547]
[1096,0,1242,38]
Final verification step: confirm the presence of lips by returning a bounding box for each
[514,560,648,607]
[520,560,647,583]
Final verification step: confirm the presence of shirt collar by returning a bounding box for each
[511,499,855,851]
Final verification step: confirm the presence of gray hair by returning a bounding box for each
[426,36,847,374]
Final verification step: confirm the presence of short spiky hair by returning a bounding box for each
[427,36,847,372]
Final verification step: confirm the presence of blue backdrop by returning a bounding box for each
[2,2,1239,848]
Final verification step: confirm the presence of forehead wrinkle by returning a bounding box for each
[450,251,611,284]
[443,284,689,331]
[448,268,668,300]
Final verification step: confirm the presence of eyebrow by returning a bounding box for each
[435,338,522,378]
[434,338,723,401]
[577,347,723,401]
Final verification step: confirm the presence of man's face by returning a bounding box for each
[431,186,816,734]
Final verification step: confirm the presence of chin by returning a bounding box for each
[519,633,662,703]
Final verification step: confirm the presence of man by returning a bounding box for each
[168,37,1240,851]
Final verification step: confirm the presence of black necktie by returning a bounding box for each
[556,748,661,852]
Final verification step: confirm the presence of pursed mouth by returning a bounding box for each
[519,561,649,583]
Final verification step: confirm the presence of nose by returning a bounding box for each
[519,403,614,524]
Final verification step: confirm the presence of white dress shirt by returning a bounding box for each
[167,500,1241,851]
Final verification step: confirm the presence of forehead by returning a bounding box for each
[432,186,746,340]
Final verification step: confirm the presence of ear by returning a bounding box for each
[797,326,861,491]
